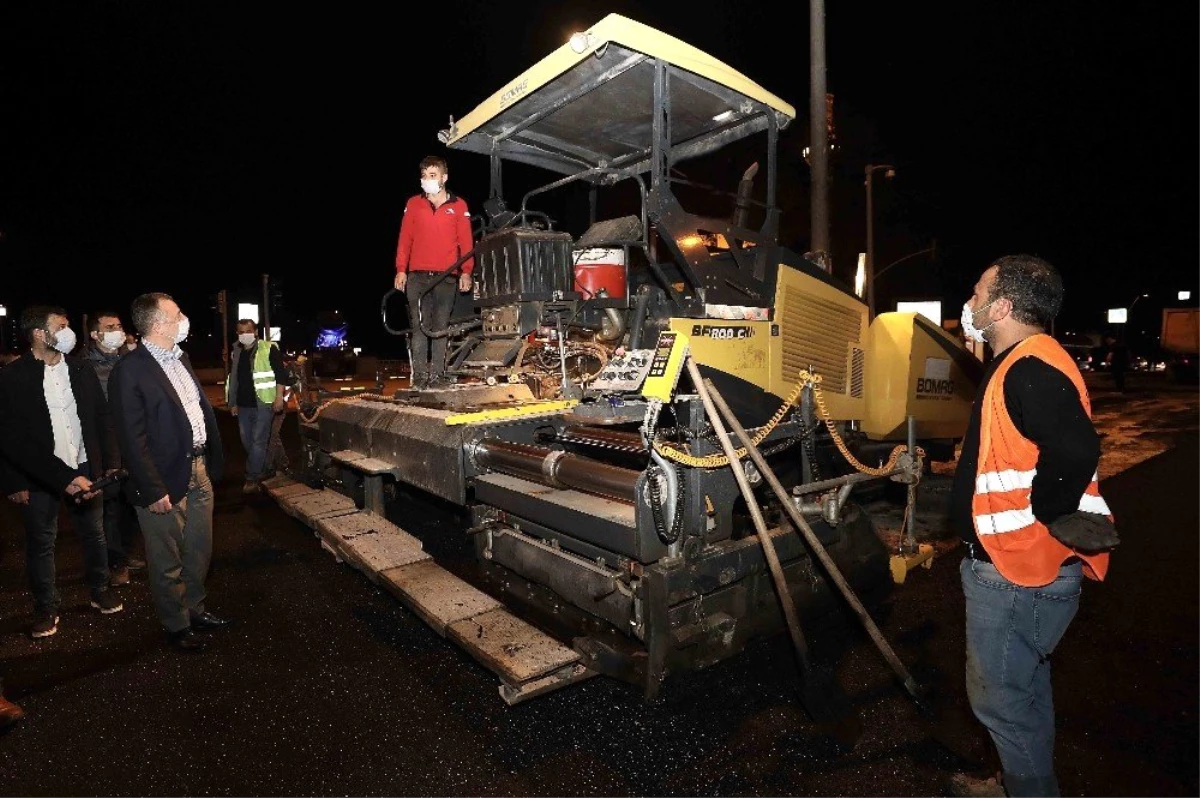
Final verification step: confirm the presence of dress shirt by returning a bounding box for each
[142,339,207,447]
[43,358,87,468]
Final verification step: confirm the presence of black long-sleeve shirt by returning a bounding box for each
[952,346,1102,550]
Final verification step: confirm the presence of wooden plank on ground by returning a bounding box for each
[378,560,502,635]
[315,512,422,548]
[336,525,429,580]
[447,608,580,685]
[285,490,360,524]
[267,481,318,501]
[498,663,599,706]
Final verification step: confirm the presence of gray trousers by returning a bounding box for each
[135,455,214,633]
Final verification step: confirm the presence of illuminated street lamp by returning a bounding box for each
[864,164,895,319]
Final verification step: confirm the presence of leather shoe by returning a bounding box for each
[167,628,208,652]
[0,694,25,730]
[189,611,232,632]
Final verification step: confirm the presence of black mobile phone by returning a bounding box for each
[73,469,128,503]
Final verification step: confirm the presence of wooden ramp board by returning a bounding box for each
[315,512,423,549]
[333,523,432,578]
[498,662,599,706]
[318,513,429,580]
[447,608,581,686]
[264,478,317,501]
[378,560,502,636]
[265,474,592,704]
[284,490,361,525]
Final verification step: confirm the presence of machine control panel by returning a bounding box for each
[589,330,689,400]
[639,330,689,402]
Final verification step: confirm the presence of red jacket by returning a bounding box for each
[394,193,475,276]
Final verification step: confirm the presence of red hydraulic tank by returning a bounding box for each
[573,247,627,299]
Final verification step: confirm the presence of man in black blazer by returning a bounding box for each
[0,305,125,639]
[109,292,229,653]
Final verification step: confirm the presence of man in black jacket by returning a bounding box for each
[109,292,229,653]
[0,305,125,640]
[85,309,146,585]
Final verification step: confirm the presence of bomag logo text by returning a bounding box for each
[916,378,955,397]
[500,79,530,108]
[691,325,753,340]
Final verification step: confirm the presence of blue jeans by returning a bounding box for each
[961,557,1083,797]
[20,470,110,613]
[237,403,274,482]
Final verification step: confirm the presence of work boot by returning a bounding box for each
[127,556,147,571]
[242,481,260,495]
[0,694,25,730]
[947,771,1006,797]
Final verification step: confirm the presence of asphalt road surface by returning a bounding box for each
[0,372,1194,796]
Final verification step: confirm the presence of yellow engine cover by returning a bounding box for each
[862,312,980,441]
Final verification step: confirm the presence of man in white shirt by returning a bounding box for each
[0,305,125,639]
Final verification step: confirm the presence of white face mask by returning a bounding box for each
[960,300,995,344]
[238,333,257,348]
[100,330,127,350]
[49,326,77,354]
[173,315,190,344]
[421,178,442,196]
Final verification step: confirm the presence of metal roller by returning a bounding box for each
[472,439,640,503]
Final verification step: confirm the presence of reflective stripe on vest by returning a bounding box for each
[972,334,1110,586]
[975,469,1112,534]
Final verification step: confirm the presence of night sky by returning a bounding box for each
[2,2,1195,362]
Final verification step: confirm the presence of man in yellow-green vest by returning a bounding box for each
[226,319,291,494]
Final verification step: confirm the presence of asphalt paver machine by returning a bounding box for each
[279,14,981,703]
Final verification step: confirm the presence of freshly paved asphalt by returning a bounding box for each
[0,375,1194,796]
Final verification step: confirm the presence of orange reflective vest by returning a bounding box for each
[973,334,1111,586]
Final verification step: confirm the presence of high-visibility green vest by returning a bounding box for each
[227,341,278,405]
[250,341,279,403]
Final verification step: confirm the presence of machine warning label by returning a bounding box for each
[691,325,754,340]
[915,357,954,400]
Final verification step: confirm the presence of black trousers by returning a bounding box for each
[405,271,456,380]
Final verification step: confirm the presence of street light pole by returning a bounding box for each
[1125,293,1149,344]
[809,0,830,271]
[864,164,895,319]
